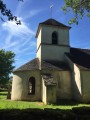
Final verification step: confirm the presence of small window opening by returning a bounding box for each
[29,77,35,94]
[52,32,58,44]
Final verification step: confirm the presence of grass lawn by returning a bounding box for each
[0,91,90,110]
[0,91,90,120]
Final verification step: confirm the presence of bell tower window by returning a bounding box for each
[52,32,58,44]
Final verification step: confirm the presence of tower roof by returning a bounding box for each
[40,18,71,28]
[36,18,71,38]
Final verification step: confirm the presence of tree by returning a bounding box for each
[0,0,23,25]
[1,0,90,25]
[0,49,15,87]
[63,0,90,24]
[7,76,13,99]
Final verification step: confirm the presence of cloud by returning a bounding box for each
[2,19,35,37]
[2,17,35,45]
[1,18,36,59]
[24,9,43,20]
[16,0,32,16]
[0,0,40,69]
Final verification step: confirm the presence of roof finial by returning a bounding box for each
[50,5,53,18]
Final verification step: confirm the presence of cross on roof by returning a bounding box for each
[50,5,54,18]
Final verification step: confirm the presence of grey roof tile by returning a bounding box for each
[14,58,68,72]
[66,48,90,70]
[40,19,71,28]
[13,58,39,72]
[14,47,90,72]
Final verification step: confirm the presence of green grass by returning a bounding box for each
[0,91,8,100]
[0,91,90,110]
[1,92,90,120]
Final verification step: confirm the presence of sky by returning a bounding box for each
[0,0,90,69]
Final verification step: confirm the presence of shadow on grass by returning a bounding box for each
[55,99,80,106]
[0,107,90,120]
[0,93,7,96]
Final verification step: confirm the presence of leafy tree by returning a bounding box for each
[1,0,90,25]
[7,76,13,99]
[63,0,90,24]
[0,0,23,24]
[0,49,15,87]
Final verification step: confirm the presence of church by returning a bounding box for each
[11,19,90,104]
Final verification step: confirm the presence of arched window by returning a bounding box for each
[29,77,35,94]
[52,32,58,44]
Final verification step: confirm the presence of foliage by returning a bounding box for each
[63,0,90,24]
[0,0,23,24]
[0,0,90,25]
[0,49,15,87]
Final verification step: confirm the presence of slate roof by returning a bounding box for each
[14,47,90,72]
[13,58,39,72]
[14,58,68,72]
[66,48,90,70]
[41,60,67,70]
[39,18,71,28]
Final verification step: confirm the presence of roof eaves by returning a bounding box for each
[13,68,40,73]
[40,23,71,29]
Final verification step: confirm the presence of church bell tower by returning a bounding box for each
[36,19,71,63]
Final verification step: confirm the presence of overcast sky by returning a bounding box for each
[0,0,90,69]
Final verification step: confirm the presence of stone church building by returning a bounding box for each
[11,19,90,104]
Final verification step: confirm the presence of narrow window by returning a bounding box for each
[52,32,58,44]
[29,77,35,94]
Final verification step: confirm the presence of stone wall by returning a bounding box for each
[42,73,56,104]
[41,45,70,62]
[42,78,47,104]
[65,55,82,101]
[42,69,71,103]
[41,25,69,46]
[81,70,90,102]
[36,24,70,62]
[73,64,82,101]
[53,71,72,100]
[11,70,41,101]
[47,85,56,104]
[12,68,72,103]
